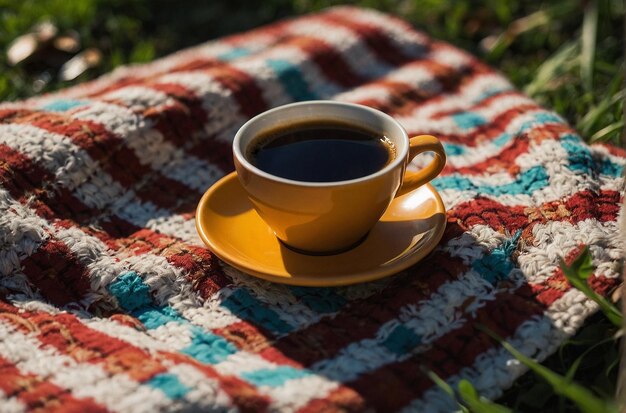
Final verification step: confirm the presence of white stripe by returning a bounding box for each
[400,95,540,138]
[286,19,393,79]
[338,7,430,56]
[72,100,223,192]
[442,224,508,265]
[436,133,624,210]
[334,83,395,103]
[221,266,321,329]
[0,189,49,277]
[401,287,601,412]
[335,61,444,104]
[229,58,293,107]
[397,74,513,121]
[0,123,170,228]
[84,317,174,352]
[101,85,176,112]
[167,363,233,412]
[0,181,234,333]
[520,219,622,284]
[146,214,203,246]
[427,44,476,70]
[261,45,344,97]
[0,391,26,413]
[155,71,246,139]
[309,269,496,383]
[0,319,172,413]
[261,375,339,413]
[213,351,279,377]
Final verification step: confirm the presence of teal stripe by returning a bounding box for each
[382,325,421,355]
[443,143,465,156]
[561,134,623,178]
[218,48,250,61]
[289,287,347,314]
[181,326,237,364]
[472,86,512,103]
[221,288,293,335]
[108,272,152,311]
[242,366,310,387]
[134,306,183,329]
[452,112,486,130]
[433,165,549,195]
[41,99,88,112]
[491,112,562,148]
[266,59,318,101]
[147,373,190,400]
[492,132,512,148]
[472,231,521,285]
[443,112,567,156]
[108,272,237,363]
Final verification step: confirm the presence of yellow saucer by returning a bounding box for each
[195,172,446,286]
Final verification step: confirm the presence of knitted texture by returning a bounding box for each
[0,6,624,412]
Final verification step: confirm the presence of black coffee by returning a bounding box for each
[247,121,394,182]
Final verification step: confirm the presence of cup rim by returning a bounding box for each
[232,100,409,187]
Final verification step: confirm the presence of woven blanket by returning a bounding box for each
[0,6,623,412]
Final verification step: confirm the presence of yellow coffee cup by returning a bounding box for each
[233,101,446,254]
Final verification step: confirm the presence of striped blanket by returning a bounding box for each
[0,6,623,412]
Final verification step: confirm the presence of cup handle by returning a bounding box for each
[395,135,446,197]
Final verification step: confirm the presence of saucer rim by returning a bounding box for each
[195,172,446,286]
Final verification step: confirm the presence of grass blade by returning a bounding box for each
[499,340,618,413]
[423,368,469,413]
[589,121,624,143]
[560,246,623,327]
[581,0,598,91]
[478,325,619,413]
[524,42,578,96]
[458,379,513,413]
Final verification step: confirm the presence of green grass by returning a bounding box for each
[0,0,624,411]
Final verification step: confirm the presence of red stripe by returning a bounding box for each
[0,143,50,199]
[90,79,234,172]
[352,59,491,116]
[0,301,269,411]
[21,239,92,306]
[296,386,365,413]
[5,110,198,210]
[532,269,619,307]
[281,36,366,88]
[320,14,423,66]
[160,352,271,413]
[262,253,467,367]
[0,141,229,302]
[432,104,549,146]
[108,228,231,298]
[450,135,531,176]
[213,321,274,352]
[431,90,522,119]
[450,189,621,235]
[143,83,209,144]
[344,286,545,411]
[167,57,222,73]
[444,124,573,176]
[205,66,268,119]
[142,83,235,173]
[186,135,235,174]
[531,244,620,307]
[0,140,141,238]
[0,355,108,413]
